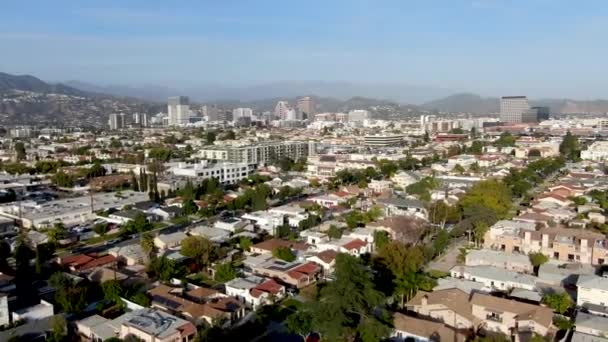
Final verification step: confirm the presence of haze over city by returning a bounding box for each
[1,0,608,100]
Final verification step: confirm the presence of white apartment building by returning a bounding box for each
[167,96,191,126]
[199,141,314,165]
[274,101,290,119]
[168,161,254,184]
[581,141,608,161]
[348,109,370,121]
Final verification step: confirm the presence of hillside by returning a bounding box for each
[0,72,162,127]
[0,72,90,97]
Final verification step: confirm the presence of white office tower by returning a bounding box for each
[285,108,297,121]
[108,113,125,130]
[500,96,529,123]
[348,109,370,121]
[167,96,191,126]
[274,101,290,119]
[232,108,253,121]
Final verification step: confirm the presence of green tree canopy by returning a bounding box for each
[181,236,214,268]
[214,262,237,282]
[272,247,296,262]
[543,293,572,314]
[459,179,512,220]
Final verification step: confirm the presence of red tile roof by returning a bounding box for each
[255,279,283,295]
[290,262,320,275]
[315,249,338,264]
[342,238,367,251]
[61,254,94,268]
[80,255,116,270]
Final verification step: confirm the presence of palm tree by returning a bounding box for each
[140,232,155,263]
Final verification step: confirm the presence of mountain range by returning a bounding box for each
[2,72,608,123]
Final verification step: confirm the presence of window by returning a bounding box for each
[554,252,559,259]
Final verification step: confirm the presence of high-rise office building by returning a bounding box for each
[167,96,190,126]
[532,106,550,122]
[274,101,290,120]
[132,113,149,127]
[108,113,125,130]
[232,108,253,121]
[296,96,315,120]
[500,96,529,123]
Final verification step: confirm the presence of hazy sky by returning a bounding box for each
[1,0,607,99]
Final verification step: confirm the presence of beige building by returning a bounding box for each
[484,220,608,265]
[407,289,553,338]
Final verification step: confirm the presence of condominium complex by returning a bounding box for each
[168,161,255,184]
[198,141,315,165]
[108,113,125,130]
[483,220,608,265]
[167,96,190,126]
[500,96,529,123]
[348,109,370,121]
[363,134,405,147]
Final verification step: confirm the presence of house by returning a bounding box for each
[109,243,145,265]
[308,193,348,208]
[225,276,285,309]
[470,292,553,337]
[306,249,338,277]
[148,284,245,326]
[536,193,572,207]
[407,289,553,337]
[214,217,250,233]
[316,237,371,256]
[11,300,54,322]
[573,312,608,341]
[577,275,608,308]
[367,216,429,245]
[406,288,476,330]
[391,171,419,189]
[250,238,309,255]
[154,231,187,250]
[250,259,321,289]
[368,180,392,194]
[150,206,183,221]
[450,265,537,291]
[189,225,231,243]
[76,309,197,342]
[391,313,466,342]
[465,249,533,274]
[376,197,427,219]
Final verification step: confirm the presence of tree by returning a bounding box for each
[123,213,153,235]
[206,131,217,145]
[272,247,296,262]
[49,315,67,342]
[559,131,581,161]
[543,293,572,314]
[214,262,237,282]
[394,271,434,307]
[146,256,185,281]
[93,222,109,236]
[327,225,343,240]
[374,230,390,250]
[453,164,465,174]
[181,236,214,268]
[303,254,391,341]
[473,221,488,247]
[286,310,313,341]
[130,171,139,191]
[460,179,512,220]
[494,132,516,147]
[35,242,56,274]
[14,142,26,161]
[469,140,484,155]
[51,171,75,188]
[182,199,198,215]
[102,280,123,304]
[48,222,67,244]
[49,272,88,313]
[529,252,549,268]
[239,237,252,251]
[140,232,156,262]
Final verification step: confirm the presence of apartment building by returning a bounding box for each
[168,161,255,184]
[198,141,314,165]
[483,220,608,265]
[407,289,553,337]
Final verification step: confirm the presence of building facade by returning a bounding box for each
[199,141,315,165]
[168,96,190,126]
[500,96,529,123]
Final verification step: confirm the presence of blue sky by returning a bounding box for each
[1,0,607,99]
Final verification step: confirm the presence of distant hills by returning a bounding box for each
[0,72,90,97]
[422,93,608,115]
[65,80,452,104]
